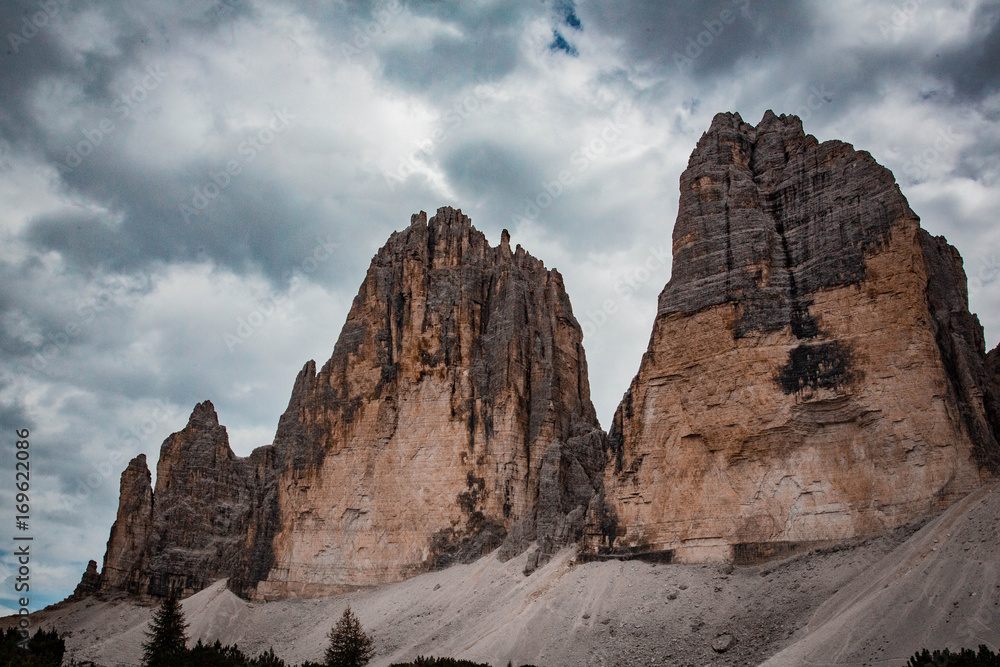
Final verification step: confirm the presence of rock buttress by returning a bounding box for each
[99,454,153,591]
[65,560,101,602]
[98,207,604,601]
[585,111,998,564]
[250,207,604,598]
[99,402,273,598]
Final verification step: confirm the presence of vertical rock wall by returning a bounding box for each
[588,112,999,564]
[100,208,604,599]
[252,208,604,598]
[93,116,999,600]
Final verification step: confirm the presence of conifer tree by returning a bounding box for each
[142,594,189,667]
[324,607,374,667]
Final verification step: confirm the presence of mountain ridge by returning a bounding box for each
[83,110,999,604]
[98,206,606,600]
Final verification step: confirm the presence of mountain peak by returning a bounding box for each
[590,111,999,564]
[187,400,219,427]
[100,206,603,600]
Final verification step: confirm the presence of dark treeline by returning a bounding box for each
[906,645,1000,666]
[8,612,997,667]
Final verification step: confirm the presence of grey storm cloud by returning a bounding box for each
[0,0,358,288]
[932,0,1000,101]
[0,0,549,309]
[579,0,814,77]
[442,141,546,204]
[377,1,532,95]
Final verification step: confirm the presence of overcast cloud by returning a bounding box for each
[1,0,998,608]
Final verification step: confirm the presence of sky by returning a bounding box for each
[1,0,999,611]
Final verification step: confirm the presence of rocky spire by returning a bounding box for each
[99,207,605,600]
[249,206,605,596]
[99,404,273,598]
[65,560,101,602]
[99,454,153,591]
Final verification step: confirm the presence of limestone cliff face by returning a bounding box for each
[99,454,153,591]
[249,207,604,598]
[587,111,999,564]
[99,207,604,599]
[93,117,998,599]
[920,237,1000,473]
[989,344,1000,387]
[101,404,275,598]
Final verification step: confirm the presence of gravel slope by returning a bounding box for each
[763,483,1000,666]
[6,486,997,667]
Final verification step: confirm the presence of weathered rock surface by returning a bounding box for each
[989,343,1000,391]
[32,491,1000,667]
[65,560,100,602]
[99,454,153,591]
[921,236,1000,473]
[586,111,999,564]
[92,115,998,602]
[99,207,604,599]
[100,405,275,598]
[251,207,604,597]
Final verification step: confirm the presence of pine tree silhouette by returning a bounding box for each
[324,607,374,667]
[142,595,189,667]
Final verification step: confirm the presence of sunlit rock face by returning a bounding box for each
[100,207,605,599]
[248,207,605,598]
[94,114,1000,601]
[585,111,1000,565]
